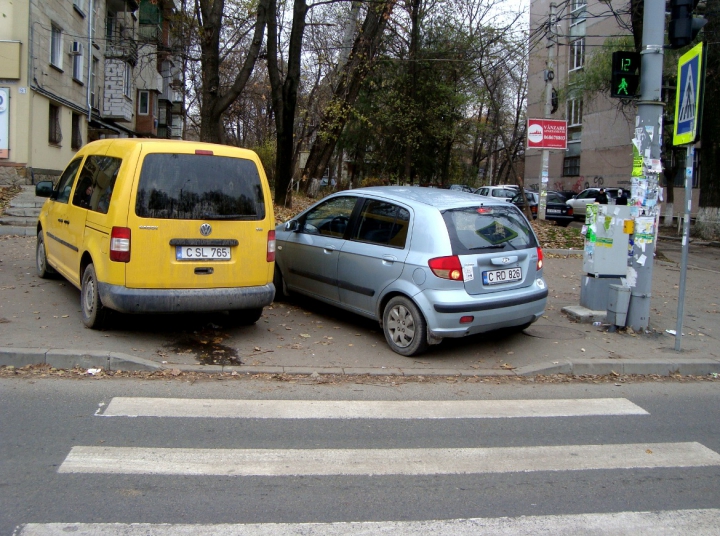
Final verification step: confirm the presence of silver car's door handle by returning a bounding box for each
[323,245,336,253]
[382,254,397,264]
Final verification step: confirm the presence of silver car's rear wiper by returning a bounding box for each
[468,245,506,250]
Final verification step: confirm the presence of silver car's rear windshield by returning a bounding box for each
[135,153,265,220]
[442,206,538,254]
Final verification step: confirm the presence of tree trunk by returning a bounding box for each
[197,0,269,143]
[267,0,309,207]
[302,0,397,186]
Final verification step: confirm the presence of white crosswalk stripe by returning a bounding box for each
[98,397,649,419]
[16,509,720,535]
[58,442,720,476]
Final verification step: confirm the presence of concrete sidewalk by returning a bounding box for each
[1,234,719,377]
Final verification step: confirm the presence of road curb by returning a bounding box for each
[2,347,719,377]
[0,348,163,372]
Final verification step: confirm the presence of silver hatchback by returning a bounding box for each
[274,187,548,356]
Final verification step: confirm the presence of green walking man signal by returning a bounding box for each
[611,51,640,98]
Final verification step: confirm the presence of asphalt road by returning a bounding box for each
[2,378,720,534]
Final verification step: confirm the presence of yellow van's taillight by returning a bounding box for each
[267,230,276,262]
[110,226,131,262]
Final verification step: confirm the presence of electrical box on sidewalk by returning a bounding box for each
[580,204,632,311]
[583,204,632,276]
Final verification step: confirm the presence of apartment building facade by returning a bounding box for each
[525,0,637,195]
[0,0,184,186]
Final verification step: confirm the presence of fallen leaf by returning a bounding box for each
[300,334,311,338]
[500,363,516,370]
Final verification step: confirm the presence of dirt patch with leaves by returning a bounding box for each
[0,185,22,216]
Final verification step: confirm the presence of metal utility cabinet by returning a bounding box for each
[580,204,632,311]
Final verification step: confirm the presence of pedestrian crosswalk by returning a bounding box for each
[16,397,720,534]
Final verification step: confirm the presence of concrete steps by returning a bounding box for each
[0,186,44,236]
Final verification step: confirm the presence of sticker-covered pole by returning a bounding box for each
[626,0,664,331]
[538,2,556,221]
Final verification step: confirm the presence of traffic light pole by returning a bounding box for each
[626,0,665,331]
[538,2,556,221]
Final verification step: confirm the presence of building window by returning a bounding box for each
[563,157,581,176]
[73,0,87,17]
[72,43,84,82]
[50,25,63,69]
[570,38,585,72]
[568,98,583,127]
[49,104,62,145]
[138,90,150,114]
[71,113,83,150]
[124,62,132,98]
[106,12,117,40]
[91,58,99,109]
[571,0,586,25]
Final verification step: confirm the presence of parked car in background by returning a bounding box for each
[35,139,276,329]
[509,191,574,227]
[565,187,621,219]
[474,185,519,201]
[449,184,474,193]
[274,187,547,356]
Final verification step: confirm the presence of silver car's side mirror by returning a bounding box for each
[285,220,300,232]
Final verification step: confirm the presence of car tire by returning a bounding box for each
[273,265,290,301]
[81,264,107,329]
[36,231,56,279]
[382,296,429,357]
[229,307,263,326]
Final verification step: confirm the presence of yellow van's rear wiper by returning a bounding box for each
[201,213,256,220]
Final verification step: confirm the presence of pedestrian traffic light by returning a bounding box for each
[610,51,640,98]
[669,0,706,50]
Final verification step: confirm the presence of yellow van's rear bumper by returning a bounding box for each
[98,282,275,313]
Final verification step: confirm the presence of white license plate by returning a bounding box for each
[546,209,561,214]
[176,246,231,261]
[483,267,522,285]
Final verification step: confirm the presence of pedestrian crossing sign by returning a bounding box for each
[673,42,705,145]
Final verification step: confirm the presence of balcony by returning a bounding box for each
[106,36,138,67]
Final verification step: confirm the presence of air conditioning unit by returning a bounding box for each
[71,41,83,55]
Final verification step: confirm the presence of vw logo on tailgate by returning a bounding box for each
[502,257,510,264]
[200,223,212,236]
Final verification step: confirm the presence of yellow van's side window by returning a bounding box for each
[55,158,83,204]
[72,155,122,214]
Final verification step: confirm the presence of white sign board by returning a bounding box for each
[0,88,8,158]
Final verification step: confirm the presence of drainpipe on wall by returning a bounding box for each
[87,0,94,124]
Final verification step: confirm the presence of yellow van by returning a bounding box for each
[35,139,276,328]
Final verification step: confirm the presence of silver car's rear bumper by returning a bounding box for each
[414,280,548,338]
[98,282,275,313]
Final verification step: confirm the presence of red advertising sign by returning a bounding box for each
[527,119,567,149]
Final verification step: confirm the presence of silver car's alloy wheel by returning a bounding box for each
[382,296,429,357]
[387,304,416,348]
